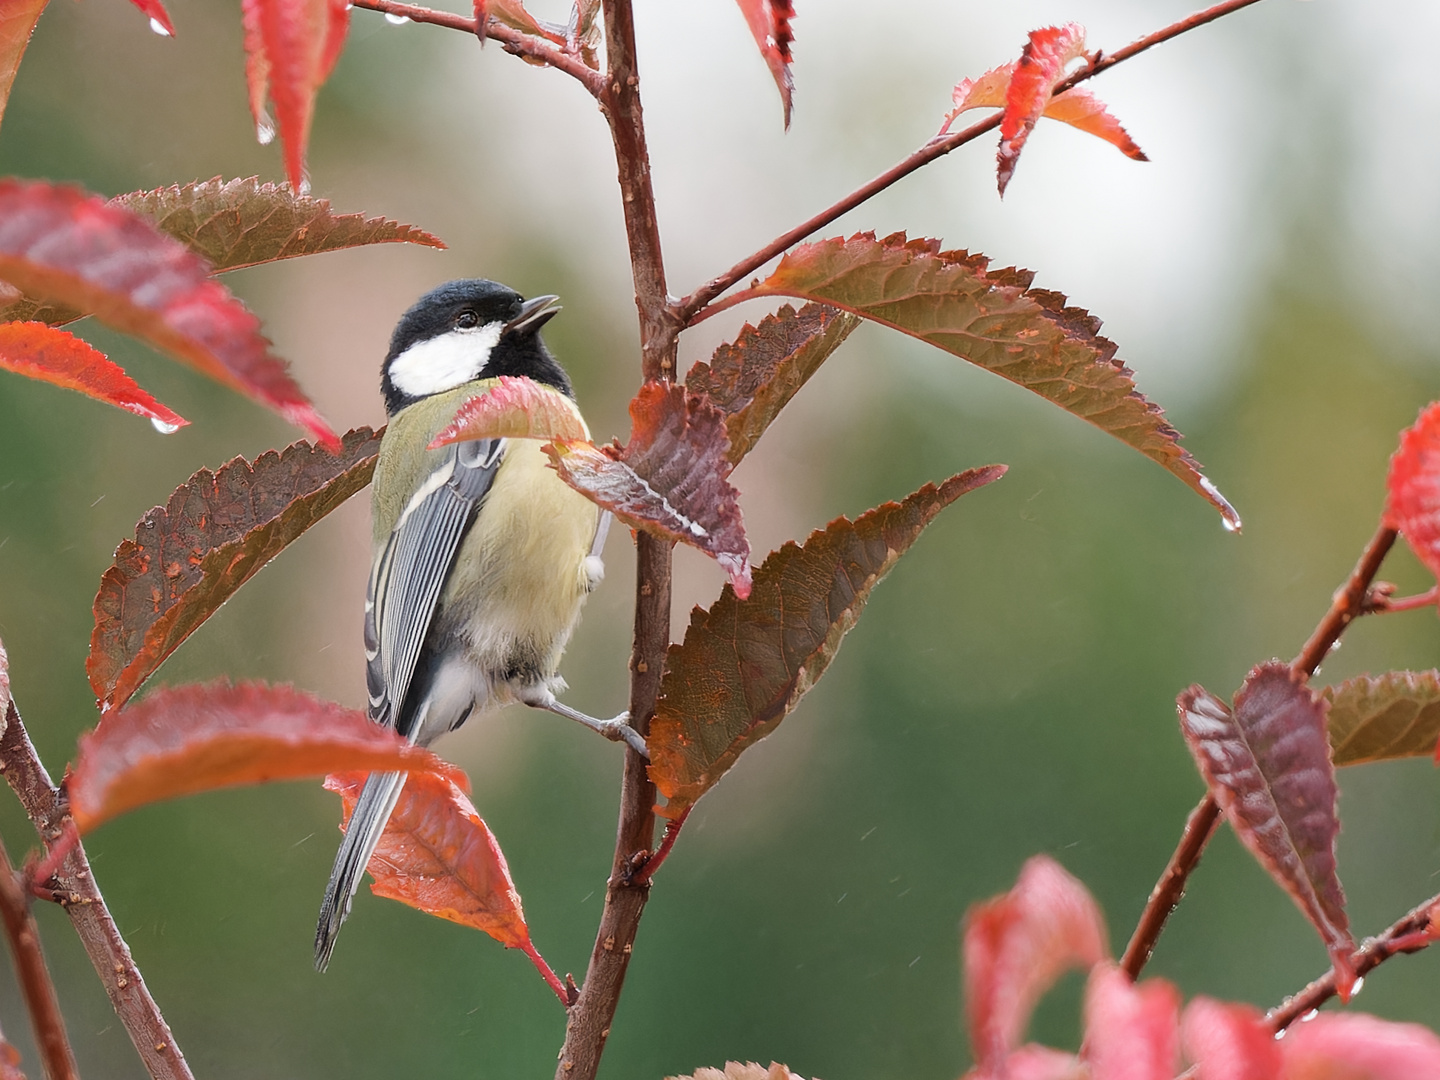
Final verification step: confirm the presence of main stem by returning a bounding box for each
[555,1,677,1076]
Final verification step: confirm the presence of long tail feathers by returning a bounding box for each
[314,770,408,972]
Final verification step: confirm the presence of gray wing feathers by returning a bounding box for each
[318,437,503,971]
[365,438,504,735]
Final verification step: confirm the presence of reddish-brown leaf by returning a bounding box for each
[68,680,452,832]
[0,178,444,326]
[1083,965,1180,1080]
[685,303,859,465]
[430,375,589,448]
[325,769,567,1001]
[1324,670,1440,767]
[964,855,1109,1073]
[88,428,382,712]
[0,0,47,133]
[547,382,751,596]
[1281,1013,1440,1078]
[1384,401,1440,586]
[725,233,1238,528]
[942,62,1145,168]
[733,0,794,127]
[0,322,186,429]
[1180,997,1280,1080]
[243,0,350,189]
[649,466,1005,818]
[1178,663,1355,994]
[999,24,1089,195]
[0,179,336,445]
[112,177,444,273]
[127,0,174,35]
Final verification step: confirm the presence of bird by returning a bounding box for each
[314,278,645,971]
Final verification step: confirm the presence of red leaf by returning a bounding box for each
[650,467,1004,818]
[1178,663,1356,995]
[88,428,381,712]
[126,0,174,36]
[68,680,454,833]
[998,24,1090,195]
[548,381,751,596]
[0,322,186,429]
[964,855,1109,1072]
[1083,964,1180,1080]
[1280,1012,1440,1078]
[1384,401,1440,589]
[0,0,48,133]
[430,375,589,448]
[243,0,350,189]
[325,769,567,1002]
[241,0,274,145]
[941,63,1145,168]
[728,232,1238,529]
[0,179,336,445]
[733,0,795,127]
[1180,997,1280,1080]
[685,302,859,465]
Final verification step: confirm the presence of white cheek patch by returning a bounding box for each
[389,322,503,398]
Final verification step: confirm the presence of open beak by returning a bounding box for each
[505,294,561,335]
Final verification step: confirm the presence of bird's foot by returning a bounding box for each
[532,695,649,758]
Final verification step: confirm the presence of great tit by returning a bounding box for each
[314,278,644,971]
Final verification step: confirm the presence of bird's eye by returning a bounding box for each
[455,309,479,329]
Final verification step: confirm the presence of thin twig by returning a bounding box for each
[0,701,194,1080]
[1366,585,1437,615]
[675,0,1269,324]
[1267,892,1440,1031]
[348,0,606,94]
[1120,523,1398,980]
[0,839,78,1080]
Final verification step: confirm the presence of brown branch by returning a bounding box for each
[348,0,606,95]
[0,838,77,1080]
[1119,795,1222,979]
[554,2,677,1077]
[1267,892,1440,1031]
[556,534,672,1080]
[675,0,1269,324]
[1120,522,1398,981]
[0,701,194,1080]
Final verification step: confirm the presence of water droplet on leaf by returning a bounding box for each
[255,116,276,146]
[149,17,171,35]
[384,12,411,24]
[150,418,181,435]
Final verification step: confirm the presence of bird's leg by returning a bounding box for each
[523,689,649,757]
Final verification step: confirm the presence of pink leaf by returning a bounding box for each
[429,375,589,448]
[964,855,1109,1071]
[733,0,794,127]
[1178,663,1355,997]
[0,179,335,446]
[1281,1012,1440,1079]
[547,381,751,597]
[0,321,186,429]
[1384,401,1440,591]
[961,1045,1086,1080]
[1180,997,1281,1080]
[1083,964,1180,1080]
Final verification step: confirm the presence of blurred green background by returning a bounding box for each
[1,0,1439,1077]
